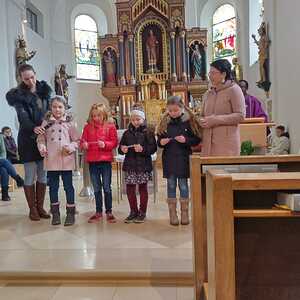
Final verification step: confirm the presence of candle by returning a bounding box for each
[138,91,141,101]
[122,98,126,114]
[127,99,131,113]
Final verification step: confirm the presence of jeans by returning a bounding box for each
[167,175,189,199]
[48,171,75,205]
[89,162,112,213]
[0,159,18,188]
[24,160,47,186]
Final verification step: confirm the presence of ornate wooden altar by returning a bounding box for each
[99,0,208,128]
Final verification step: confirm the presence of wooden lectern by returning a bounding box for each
[239,118,275,151]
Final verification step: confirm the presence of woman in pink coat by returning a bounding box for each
[200,59,245,156]
[37,95,80,226]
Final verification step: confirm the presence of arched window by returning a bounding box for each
[74,15,100,81]
[212,4,237,65]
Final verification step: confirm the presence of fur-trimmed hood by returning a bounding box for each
[157,109,202,137]
[6,80,52,107]
[44,112,73,123]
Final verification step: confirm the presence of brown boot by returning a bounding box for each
[36,182,50,219]
[180,198,190,225]
[167,198,179,226]
[24,185,40,221]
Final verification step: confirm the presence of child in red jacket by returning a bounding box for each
[81,103,118,223]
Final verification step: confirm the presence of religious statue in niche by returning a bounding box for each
[189,42,206,81]
[15,35,36,83]
[252,21,271,93]
[102,48,117,87]
[55,64,75,104]
[149,82,159,99]
[142,25,162,73]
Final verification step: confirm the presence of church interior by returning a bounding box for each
[1,0,300,299]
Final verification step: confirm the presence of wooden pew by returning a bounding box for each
[206,170,300,300]
[190,155,300,300]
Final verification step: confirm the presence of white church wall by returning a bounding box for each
[25,0,53,83]
[49,0,114,131]
[1,0,53,135]
[185,0,199,28]
[265,0,300,153]
[0,0,18,135]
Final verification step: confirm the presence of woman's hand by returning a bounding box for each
[160,138,171,146]
[121,145,128,153]
[34,126,45,135]
[175,135,186,143]
[200,116,217,128]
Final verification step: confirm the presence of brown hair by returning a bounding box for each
[87,103,109,124]
[44,95,73,122]
[18,64,35,76]
[166,95,185,108]
[50,95,68,109]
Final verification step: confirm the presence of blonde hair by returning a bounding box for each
[157,95,202,137]
[87,103,109,123]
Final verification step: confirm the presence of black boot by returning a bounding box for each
[14,175,24,187]
[64,206,75,226]
[51,204,61,225]
[1,186,11,201]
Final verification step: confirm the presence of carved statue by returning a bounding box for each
[103,50,116,86]
[54,64,75,103]
[252,22,271,92]
[146,30,159,73]
[191,44,202,80]
[15,35,36,82]
[232,58,243,81]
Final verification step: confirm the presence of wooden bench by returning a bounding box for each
[205,170,300,300]
[190,154,300,300]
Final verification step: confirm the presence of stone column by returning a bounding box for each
[118,35,126,86]
[128,34,136,85]
[170,31,177,82]
[180,30,187,82]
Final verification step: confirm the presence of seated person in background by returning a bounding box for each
[238,80,268,122]
[0,134,24,201]
[269,125,290,155]
[1,126,20,164]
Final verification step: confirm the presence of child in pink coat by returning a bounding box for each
[37,95,80,226]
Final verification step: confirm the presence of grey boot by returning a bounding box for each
[64,206,75,226]
[51,204,61,225]
[167,198,179,226]
[180,198,190,225]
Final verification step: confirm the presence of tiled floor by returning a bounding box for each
[0,285,194,300]
[0,170,193,274]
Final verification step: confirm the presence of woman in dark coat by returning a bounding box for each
[157,96,201,226]
[118,106,157,223]
[6,64,51,221]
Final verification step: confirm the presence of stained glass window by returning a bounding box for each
[212,4,237,65]
[74,15,101,81]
